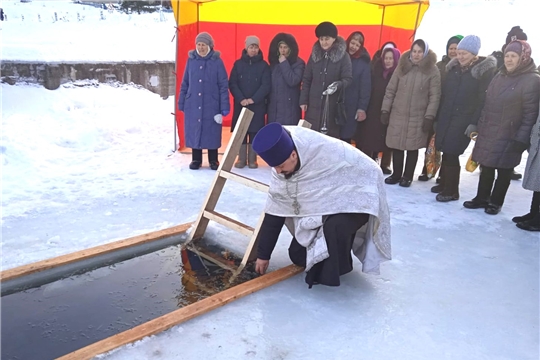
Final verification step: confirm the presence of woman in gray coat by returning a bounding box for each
[514,94,540,231]
[300,21,352,138]
[464,40,540,215]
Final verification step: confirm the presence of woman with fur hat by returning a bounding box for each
[299,21,353,138]
[267,33,306,126]
[340,31,371,143]
[464,40,540,215]
[356,47,400,165]
[178,32,230,170]
[381,39,441,187]
[229,35,271,169]
[432,35,498,202]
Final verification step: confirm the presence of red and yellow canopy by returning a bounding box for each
[171,0,430,145]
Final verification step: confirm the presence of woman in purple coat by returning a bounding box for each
[178,32,230,170]
[340,31,371,143]
[355,47,400,164]
[267,33,305,126]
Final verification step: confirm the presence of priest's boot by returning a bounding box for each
[234,144,247,168]
[247,144,258,169]
[436,166,460,202]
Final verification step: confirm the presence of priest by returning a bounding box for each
[252,122,391,288]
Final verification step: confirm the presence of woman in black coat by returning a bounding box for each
[464,40,540,215]
[340,31,371,143]
[229,35,271,169]
[299,21,352,138]
[433,35,498,202]
[356,47,400,163]
[267,33,306,126]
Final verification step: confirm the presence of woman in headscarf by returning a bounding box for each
[432,35,498,202]
[464,40,540,215]
[340,31,371,144]
[267,33,305,126]
[355,47,400,166]
[381,39,441,187]
[229,35,271,169]
[178,32,230,170]
[300,21,353,138]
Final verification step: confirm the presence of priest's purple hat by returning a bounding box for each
[252,123,294,167]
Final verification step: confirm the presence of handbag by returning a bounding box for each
[425,134,441,177]
[335,88,347,126]
[465,132,479,172]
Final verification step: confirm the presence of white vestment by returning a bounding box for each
[264,126,392,274]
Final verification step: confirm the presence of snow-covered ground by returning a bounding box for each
[1,1,538,359]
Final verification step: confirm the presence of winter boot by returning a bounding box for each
[512,192,540,223]
[381,150,392,174]
[234,144,247,168]
[516,213,540,231]
[436,166,460,202]
[189,148,203,170]
[431,165,445,193]
[418,164,431,181]
[248,144,258,169]
[208,149,219,171]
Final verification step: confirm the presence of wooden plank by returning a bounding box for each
[0,223,193,282]
[187,245,237,273]
[203,210,254,237]
[186,108,254,243]
[219,170,269,193]
[56,264,304,360]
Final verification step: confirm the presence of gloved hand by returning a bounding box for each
[322,82,339,95]
[422,117,434,133]
[507,140,529,153]
[464,124,478,138]
[380,112,390,126]
[221,110,230,117]
[214,114,223,124]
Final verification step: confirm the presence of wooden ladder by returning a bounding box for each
[183,108,311,276]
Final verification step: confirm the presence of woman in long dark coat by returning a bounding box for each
[433,35,498,202]
[178,32,230,170]
[267,33,305,126]
[464,40,540,215]
[229,35,271,169]
[356,47,400,163]
[299,21,352,138]
[340,31,371,143]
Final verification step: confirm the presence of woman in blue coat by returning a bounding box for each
[340,31,371,143]
[267,33,305,126]
[229,35,271,169]
[178,32,230,170]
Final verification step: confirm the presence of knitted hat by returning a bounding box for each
[446,35,463,54]
[457,35,481,56]
[506,26,527,45]
[315,21,338,38]
[195,32,214,48]
[505,39,532,66]
[245,35,260,48]
[252,123,294,167]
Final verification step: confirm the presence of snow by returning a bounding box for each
[1,1,538,359]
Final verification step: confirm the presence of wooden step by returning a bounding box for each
[202,210,254,237]
[219,170,269,192]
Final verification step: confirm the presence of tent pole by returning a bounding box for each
[378,5,386,49]
[411,2,422,40]
[173,0,180,152]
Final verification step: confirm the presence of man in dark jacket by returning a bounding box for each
[251,123,391,288]
[229,35,271,169]
[267,33,305,126]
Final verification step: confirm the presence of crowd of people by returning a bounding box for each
[178,22,540,233]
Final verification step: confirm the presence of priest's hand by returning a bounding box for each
[255,259,269,275]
